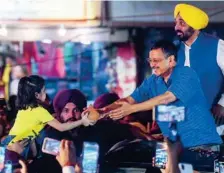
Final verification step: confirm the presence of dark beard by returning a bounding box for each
[64,117,77,123]
[176,27,195,42]
[179,34,190,42]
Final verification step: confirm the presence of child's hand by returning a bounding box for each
[81,113,96,126]
[7,139,29,155]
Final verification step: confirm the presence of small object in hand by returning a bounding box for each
[86,107,100,121]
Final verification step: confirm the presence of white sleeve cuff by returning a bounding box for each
[217,125,224,135]
[218,95,224,107]
[62,166,75,173]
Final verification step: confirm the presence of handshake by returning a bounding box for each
[81,106,101,126]
[81,102,123,126]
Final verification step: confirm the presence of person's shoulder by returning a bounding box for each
[174,66,197,76]
[201,32,220,42]
[33,106,50,114]
[144,74,157,83]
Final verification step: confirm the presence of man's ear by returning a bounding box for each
[169,55,176,67]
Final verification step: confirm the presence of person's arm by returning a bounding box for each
[165,138,181,173]
[56,140,77,173]
[99,77,153,113]
[47,118,85,132]
[39,107,93,132]
[109,91,176,120]
[110,67,197,120]
[99,96,136,112]
[7,139,29,154]
[132,91,176,113]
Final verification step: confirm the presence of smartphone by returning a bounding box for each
[157,105,185,122]
[214,159,220,173]
[220,161,224,173]
[82,142,99,173]
[154,142,168,169]
[0,146,6,171]
[178,163,193,173]
[3,162,12,173]
[42,138,61,156]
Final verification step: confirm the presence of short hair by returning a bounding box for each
[16,75,45,110]
[150,40,178,61]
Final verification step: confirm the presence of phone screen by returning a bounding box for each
[0,146,5,171]
[82,142,99,173]
[4,163,12,173]
[220,162,224,173]
[157,105,185,122]
[154,142,168,169]
[214,159,219,173]
[42,138,60,155]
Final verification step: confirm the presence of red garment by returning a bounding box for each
[23,42,65,78]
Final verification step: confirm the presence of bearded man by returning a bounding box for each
[174,4,224,127]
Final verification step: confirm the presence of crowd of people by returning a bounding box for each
[0,3,224,173]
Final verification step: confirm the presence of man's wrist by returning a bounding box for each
[131,104,139,114]
[62,162,76,167]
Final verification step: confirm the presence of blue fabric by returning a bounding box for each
[1,129,48,160]
[1,135,30,159]
[177,32,224,108]
[131,66,222,148]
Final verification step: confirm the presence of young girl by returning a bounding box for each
[3,75,94,159]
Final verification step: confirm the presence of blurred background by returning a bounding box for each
[1,0,224,103]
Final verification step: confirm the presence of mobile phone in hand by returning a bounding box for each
[82,142,99,173]
[42,138,60,156]
[154,142,168,169]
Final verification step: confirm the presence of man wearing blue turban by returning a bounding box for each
[174,4,224,129]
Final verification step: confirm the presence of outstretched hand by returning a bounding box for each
[109,101,134,120]
[81,105,98,126]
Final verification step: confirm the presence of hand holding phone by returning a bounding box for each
[82,142,99,173]
[42,138,61,156]
[220,161,224,173]
[154,142,168,169]
[178,163,193,173]
[56,139,76,168]
[214,159,219,173]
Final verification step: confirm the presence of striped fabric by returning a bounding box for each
[131,66,222,148]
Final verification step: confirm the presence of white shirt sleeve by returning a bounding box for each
[217,39,224,107]
[62,166,75,173]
